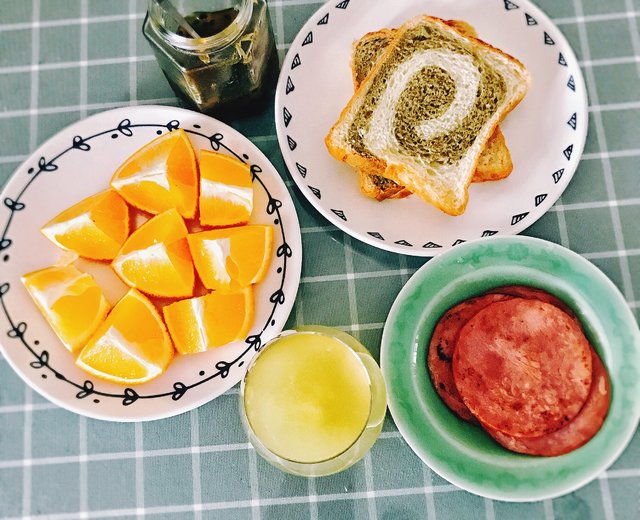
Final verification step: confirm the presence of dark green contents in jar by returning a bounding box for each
[177,9,239,38]
[143,0,278,118]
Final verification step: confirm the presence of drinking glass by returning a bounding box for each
[240,326,387,477]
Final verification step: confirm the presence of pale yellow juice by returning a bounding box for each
[243,332,372,463]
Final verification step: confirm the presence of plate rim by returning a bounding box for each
[0,105,303,422]
[274,0,589,257]
[380,234,640,501]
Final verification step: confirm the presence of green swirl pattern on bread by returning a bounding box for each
[327,15,530,215]
[352,22,515,201]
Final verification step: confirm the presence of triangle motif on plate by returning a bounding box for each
[283,107,292,127]
[553,168,565,184]
[535,194,548,207]
[302,31,313,46]
[511,212,529,226]
[558,52,568,66]
[296,163,307,178]
[331,209,347,221]
[308,186,321,199]
[563,144,574,161]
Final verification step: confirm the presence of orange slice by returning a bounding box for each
[22,264,110,353]
[110,129,198,218]
[163,287,254,355]
[187,225,273,291]
[199,150,253,228]
[40,190,130,260]
[76,289,174,385]
[112,208,194,298]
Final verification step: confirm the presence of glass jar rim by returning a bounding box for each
[240,329,375,465]
[147,0,254,53]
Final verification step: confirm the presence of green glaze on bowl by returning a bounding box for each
[380,236,640,502]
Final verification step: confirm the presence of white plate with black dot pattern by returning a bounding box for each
[275,0,588,256]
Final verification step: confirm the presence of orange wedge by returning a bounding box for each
[187,225,273,292]
[40,190,130,260]
[199,150,253,228]
[110,129,198,219]
[76,289,174,385]
[112,208,194,298]
[163,288,254,355]
[22,264,110,353]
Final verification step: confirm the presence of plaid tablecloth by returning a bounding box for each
[1,0,639,519]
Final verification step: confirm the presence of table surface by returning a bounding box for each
[1,0,639,519]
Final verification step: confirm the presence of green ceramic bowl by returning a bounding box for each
[381,236,640,502]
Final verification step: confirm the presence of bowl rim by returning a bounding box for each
[381,235,640,502]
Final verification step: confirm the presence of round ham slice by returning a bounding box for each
[427,293,512,422]
[484,350,610,456]
[485,285,575,317]
[453,298,593,438]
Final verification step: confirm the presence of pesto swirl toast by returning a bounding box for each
[351,21,514,201]
[350,29,411,200]
[326,15,530,215]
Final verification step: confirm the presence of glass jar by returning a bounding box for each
[143,0,278,117]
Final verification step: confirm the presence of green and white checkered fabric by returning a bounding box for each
[1,0,639,518]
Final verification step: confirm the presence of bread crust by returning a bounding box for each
[326,14,530,215]
[358,169,412,200]
[350,28,396,88]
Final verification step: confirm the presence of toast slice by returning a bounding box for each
[352,21,514,201]
[326,15,530,215]
[351,29,412,201]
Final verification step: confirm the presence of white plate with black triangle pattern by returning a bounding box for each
[275,0,588,256]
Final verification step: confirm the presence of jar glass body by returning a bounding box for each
[143,0,278,116]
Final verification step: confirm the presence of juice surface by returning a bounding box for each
[244,333,372,463]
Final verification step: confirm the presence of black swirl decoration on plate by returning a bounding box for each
[0,118,291,406]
